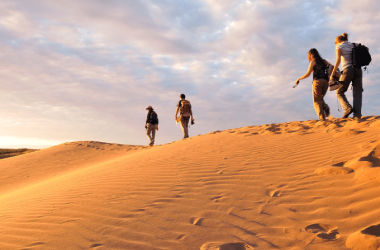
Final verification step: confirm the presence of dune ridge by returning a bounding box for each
[1,116,380,249]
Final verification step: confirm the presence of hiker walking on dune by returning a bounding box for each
[330,33,367,119]
[175,94,194,139]
[145,106,158,146]
[295,48,332,120]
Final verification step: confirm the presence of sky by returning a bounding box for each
[0,0,379,148]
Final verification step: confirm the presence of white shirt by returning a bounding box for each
[336,41,354,70]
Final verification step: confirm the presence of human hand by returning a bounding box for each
[293,80,299,88]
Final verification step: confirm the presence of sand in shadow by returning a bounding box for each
[305,223,340,241]
[200,242,255,250]
[347,224,380,250]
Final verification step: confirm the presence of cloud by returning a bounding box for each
[0,0,379,147]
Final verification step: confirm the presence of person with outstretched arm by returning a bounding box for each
[295,48,331,120]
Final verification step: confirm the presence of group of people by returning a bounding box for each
[145,94,194,146]
[145,33,367,146]
[296,32,364,120]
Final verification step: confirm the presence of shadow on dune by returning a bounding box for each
[362,224,380,237]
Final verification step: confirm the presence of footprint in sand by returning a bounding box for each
[26,242,45,247]
[267,190,281,197]
[343,143,380,181]
[200,242,255,250]
[211,195,223,202]
[305,223,340,240]
[176,234,187,240]
[90,243,102,248]
[314,166,353,175]
[190,217,203,226]
[346,224,380,250]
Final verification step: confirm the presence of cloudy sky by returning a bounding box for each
[0,0,379,148]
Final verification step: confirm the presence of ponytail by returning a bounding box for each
[335,32,349,44]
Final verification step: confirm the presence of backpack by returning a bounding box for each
[180,100,191,117]
[352,43,371,69]
[150,111,158,124]
[312,62,329,80]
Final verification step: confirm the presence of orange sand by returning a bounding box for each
[1,116,380,249]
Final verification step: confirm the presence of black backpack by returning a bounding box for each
[150,111,158,124]
[352,43,371,69]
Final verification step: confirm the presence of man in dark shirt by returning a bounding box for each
[145,106,158,146]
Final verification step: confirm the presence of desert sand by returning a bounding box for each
[1,116,380,250]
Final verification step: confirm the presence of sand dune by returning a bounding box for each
[1,116,380,249]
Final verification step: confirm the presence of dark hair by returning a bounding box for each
[308,48,325,66]
[180,94,185,99]
[335,32,348,44]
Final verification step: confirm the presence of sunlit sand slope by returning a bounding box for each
[1,116,380,250]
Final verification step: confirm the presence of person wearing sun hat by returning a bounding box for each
[145,106,159,146]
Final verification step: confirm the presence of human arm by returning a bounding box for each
[330,48,341,80]
[145,112,149,128]
[295,60,315,85]
[175,106,179,120]
[190,107,194,121]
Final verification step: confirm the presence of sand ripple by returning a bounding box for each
[1,116,380,249]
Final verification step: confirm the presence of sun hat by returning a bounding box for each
[146,106,153,110]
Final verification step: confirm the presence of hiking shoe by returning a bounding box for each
[323,104,330,118]
[342,108,353,118]
[353,110,362,120]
